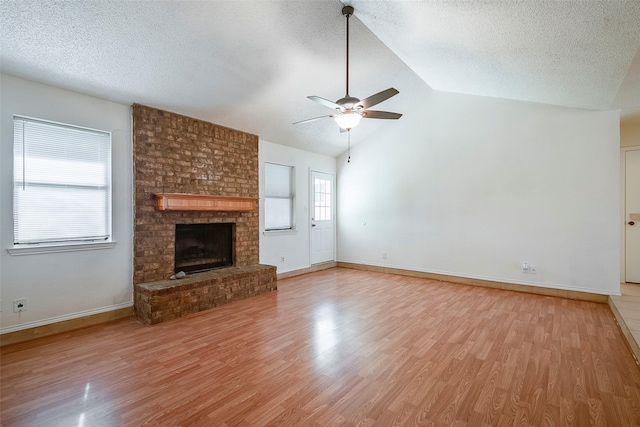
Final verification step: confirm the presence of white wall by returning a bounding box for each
[0,75,133,332]
[0,74,621,335]
[259,140,336,273]
[337,88,620,295]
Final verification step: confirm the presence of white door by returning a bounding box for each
[310,171,335,264]
[626,148,640,283]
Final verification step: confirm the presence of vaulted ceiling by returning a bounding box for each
[2,1,639,157]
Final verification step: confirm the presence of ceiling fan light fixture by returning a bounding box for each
[335,112,362,130]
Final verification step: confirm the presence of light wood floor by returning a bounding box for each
[2,268,640,426]
[610,283,640,361]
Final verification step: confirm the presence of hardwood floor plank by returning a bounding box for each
[2,267,639,426]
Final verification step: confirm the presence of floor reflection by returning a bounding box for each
[313,302,339,369]
[83,383,90,402]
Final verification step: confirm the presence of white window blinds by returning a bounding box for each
[264,163,294,230]
[13,116,112,245]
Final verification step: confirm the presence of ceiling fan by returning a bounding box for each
[294,5,402,132]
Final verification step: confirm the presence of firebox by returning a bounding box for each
[175,223,234,274]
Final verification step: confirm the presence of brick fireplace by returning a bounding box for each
[132,104,276,325]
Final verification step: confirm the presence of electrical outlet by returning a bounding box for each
[13,299,26,312]
[280,256,285,263]
[529,265,537,274]
[382,252,387,259]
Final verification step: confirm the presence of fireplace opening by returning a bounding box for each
[175,223,234,274]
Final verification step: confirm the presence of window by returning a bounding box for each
[264,162,294,230]
[314,177,331,221]
[13,116,112,246]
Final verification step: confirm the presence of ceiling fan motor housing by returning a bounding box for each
[337,96,361,110]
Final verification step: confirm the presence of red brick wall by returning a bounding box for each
[132,104,259,284]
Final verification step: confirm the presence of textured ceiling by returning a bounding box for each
[2,1,639,157]
[351,0,640,111]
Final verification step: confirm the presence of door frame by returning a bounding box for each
[622,146,640,283]
[309,169,336,265]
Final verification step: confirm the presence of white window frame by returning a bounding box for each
[264,162,295,232]
[8,115,115,255]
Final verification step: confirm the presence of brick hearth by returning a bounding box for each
[135,265,276,325]
[132,104,276,324]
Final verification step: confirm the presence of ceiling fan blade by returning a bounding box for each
[308,96,342,110]
[293,115,334,125]
[357,88,399,109]
[362,110,402,120]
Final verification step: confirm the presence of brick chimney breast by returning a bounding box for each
[132,105,275,325]
[132,104,260,284]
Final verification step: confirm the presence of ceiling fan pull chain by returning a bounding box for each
[347,130,351,163]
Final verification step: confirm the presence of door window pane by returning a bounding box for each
[314,178,331,221]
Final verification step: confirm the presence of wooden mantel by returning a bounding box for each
[155,193,257,212]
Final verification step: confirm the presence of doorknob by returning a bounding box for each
[630,221,636,226]
[311,224,316,227]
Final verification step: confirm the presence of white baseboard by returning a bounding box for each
[1,302,133,335]
[337,260,617,296]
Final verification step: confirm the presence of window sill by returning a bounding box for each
[7,241,117,256]
[263,229,298,236]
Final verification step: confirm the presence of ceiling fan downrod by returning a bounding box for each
[343,6,354,97]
